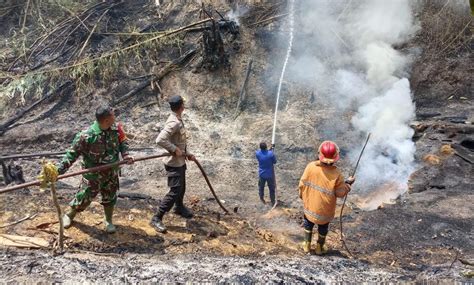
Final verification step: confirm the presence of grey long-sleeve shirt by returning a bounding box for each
[156,112,188,167]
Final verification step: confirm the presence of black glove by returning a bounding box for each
[345,176,355,185]
[271,144,275,151]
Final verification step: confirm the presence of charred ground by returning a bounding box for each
[0,0,472,282]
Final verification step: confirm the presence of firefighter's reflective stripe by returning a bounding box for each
[303,181,335,197]
[304,208,333,224]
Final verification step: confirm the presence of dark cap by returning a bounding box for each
[168,95,185,111]
[168,95,184,105]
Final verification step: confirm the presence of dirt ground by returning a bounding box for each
[0,188,467,283]
[0,0,473,283]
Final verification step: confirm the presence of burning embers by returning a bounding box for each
[352,181,405,211]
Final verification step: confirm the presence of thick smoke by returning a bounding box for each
[226,6,249,26]
[287,0,419,198]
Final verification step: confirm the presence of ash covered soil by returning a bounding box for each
[0,0,473,283]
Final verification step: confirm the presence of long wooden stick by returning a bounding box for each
[339,133,371,257]
[50,182,63,251]
[0,153,171,194]
[0,153,230,215]
[113,49,197,105]
[75,8,110,61]
[351,133,371,177]
[20,0,31,33]
[0,213,37,228]
[249,13,288,27]
[0,151,66,160]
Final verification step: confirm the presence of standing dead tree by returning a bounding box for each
[195,5,239,71]
[234,59,253,117]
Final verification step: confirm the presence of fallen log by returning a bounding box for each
[452,143,474,164]
[0,81,72,136]
[112,79,152,106]
[113,48,197,105]
[118,192,153,200]
[416,112,441,119]
[8,82,74,130]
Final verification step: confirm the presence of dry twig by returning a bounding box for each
[76,8,110,61]
[0,213,38,228]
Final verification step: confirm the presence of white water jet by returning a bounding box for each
[283,1,419,206]
[271,0,295,145]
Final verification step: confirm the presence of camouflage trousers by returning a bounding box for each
[69,169,119,212]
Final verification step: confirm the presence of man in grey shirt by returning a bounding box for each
[150,95,195,233]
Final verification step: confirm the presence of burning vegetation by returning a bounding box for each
[0,0,473,282]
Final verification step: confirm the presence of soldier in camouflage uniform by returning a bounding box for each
[57,105,134,233]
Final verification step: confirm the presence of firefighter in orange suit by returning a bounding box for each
[298,141,355,255]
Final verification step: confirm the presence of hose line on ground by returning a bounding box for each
[0,153,229,214]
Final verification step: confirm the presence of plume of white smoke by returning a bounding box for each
[286,0,419,199]
[226,5,249,26]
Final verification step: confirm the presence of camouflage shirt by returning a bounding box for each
[57,121,129,179]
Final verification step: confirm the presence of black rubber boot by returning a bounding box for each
[150,214,167,233]
[173,206,193,219]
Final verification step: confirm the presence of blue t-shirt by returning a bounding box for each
[256,150,277,179]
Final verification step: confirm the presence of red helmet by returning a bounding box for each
[318,141,340,164]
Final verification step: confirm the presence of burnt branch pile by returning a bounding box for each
[0,1,240,135]
[0,1,239,111]
[194,4,240,71]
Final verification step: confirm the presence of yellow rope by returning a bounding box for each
[38,160,59,191]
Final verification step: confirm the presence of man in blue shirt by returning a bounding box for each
[255,142,277,205]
